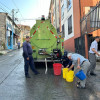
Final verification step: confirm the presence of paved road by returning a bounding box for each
[0,49,100,100]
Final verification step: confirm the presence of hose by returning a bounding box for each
[45,58,48,74]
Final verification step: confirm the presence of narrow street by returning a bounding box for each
[0,49,100,100]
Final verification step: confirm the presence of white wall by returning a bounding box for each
[61,0,74,41]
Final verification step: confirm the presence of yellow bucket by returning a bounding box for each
[66,70,74,82]
[62,68,68,79]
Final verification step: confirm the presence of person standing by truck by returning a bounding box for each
[23,36,39,78]
[88,36,100,76]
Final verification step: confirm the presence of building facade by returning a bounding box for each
[49,0,62,34]
[61,0,77,52]
[0,12,20,50]
[79,0,100,58]
[61,0,100,58]
[49,0,100,58]
[17,24,30,47]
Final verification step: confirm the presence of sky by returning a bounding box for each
[0,0,51,27]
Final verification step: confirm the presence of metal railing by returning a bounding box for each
[81,2,100,35]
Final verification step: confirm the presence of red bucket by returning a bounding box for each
[53,63,62,75]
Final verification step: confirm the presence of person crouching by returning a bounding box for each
[67,53,90,89]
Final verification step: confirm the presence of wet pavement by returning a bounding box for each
[0,49,100,100]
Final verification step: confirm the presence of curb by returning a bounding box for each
[0,48,18,55]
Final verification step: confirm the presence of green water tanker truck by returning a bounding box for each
[29,17,64,62]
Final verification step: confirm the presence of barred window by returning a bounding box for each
[90,7,100,28]
[61,4,64,20]
[68,15,72,35]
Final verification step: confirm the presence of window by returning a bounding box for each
[53,20,55,26]
[90,7,100,28]
[61,4,64,20]
[53,0,54,4]
[53,8,55,16]
[65,0,67,8]
[67,0,72,11]
[58,4,59,12]
[68,15,72,34]
[57,28,60,33]
[62,24,65,37]
[61,0,63,2]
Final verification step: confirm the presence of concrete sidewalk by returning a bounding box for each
[0,49,13,55]
[0,47,21,55]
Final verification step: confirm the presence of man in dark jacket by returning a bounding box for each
[61,51,74,70]
[23,36,39,78]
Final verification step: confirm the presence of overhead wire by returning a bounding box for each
[0,1,11,11]
[18,17,48,21]
[0,5,12,16]
[0,1,12,16]
[11,0,25,21]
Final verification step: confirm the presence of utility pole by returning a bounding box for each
[11,9,18,49]
[11,9,14,49]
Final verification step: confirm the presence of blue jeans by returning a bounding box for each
[24,55,38,76]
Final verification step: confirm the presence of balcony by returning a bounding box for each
[81,2,100,35]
